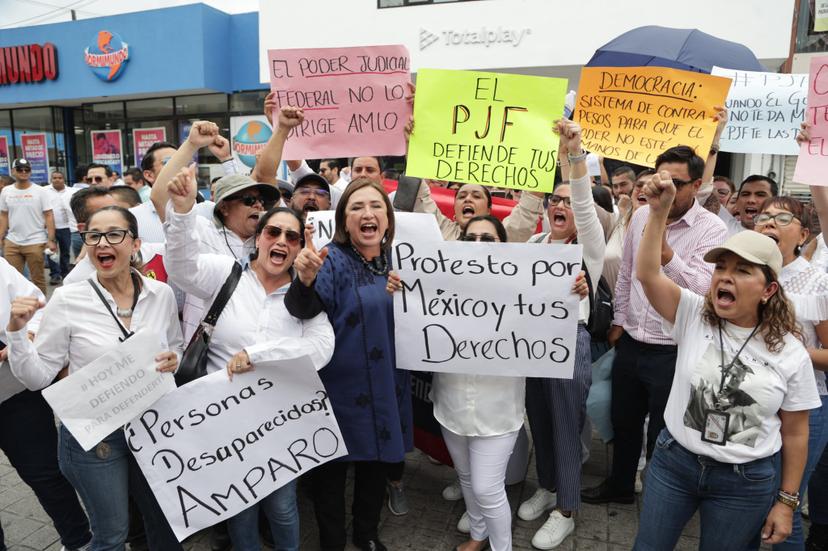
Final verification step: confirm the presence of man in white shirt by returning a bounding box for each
[0,159,56,295]
[319,159,348,192]
[43,170,76,284]
[86,163,115,188]
[716,175,777,237]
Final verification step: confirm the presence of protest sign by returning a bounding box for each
[91,129,124,176]
[392,240,582,378]
[126,356,346,541]
[305,211,442,250]
[817,0,828,32]
[794,55,828,186]
[0,136,9,176]
[133,127,167,168]
[711,67,807,155]
[20,133,49,184]
[406,69,567,193]
[42,331,176,451]
[268,45,411,159]
[575,67,732,166]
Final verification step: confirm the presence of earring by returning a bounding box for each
[130,252,138,263]
[761,298,768,304]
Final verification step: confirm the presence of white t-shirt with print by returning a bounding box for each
[664,288,821,464]
[0,184,52,245]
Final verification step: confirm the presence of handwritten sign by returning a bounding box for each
[817,0,828,32]
[392,240,581,377]
[268,45,411,160]
[711,67,807,155]
[305,211,442,250]
[575,67,732,166]
[794,55,828,186]
[407,69,567,193]
[126,356,346,541]
[42,331,175,451]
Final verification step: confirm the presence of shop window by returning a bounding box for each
[83,101,126,123]
[127,98,174,119]
[230,91,269,115]
[175,94,228,116]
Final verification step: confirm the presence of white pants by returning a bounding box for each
[441,425,519,551]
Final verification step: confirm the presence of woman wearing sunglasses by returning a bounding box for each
[7,206,184,551]
[754,197,828,551]
[163,167,334,551]
[517,119,606,550]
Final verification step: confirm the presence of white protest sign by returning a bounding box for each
[712,67,807,155]
[392,240,582,378]
[125,356,346,541]
[305,211,442,250]
[42,331,175,451]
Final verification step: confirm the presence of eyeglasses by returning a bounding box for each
[231,194,268,207]
[671,178,698,188]
[80,229,132,246]
[261,225,301,245]
[753,212,800,227]
[295,188,330,198]
[88,175,105,184]
[548,195,571,208]
[460,233,498,242]
[14,167,31,173]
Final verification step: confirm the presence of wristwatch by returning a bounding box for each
[776,490,800,511]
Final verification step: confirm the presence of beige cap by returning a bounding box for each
[703,230,783,276]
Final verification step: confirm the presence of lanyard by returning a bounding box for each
[716,320,759,397]
[87,272,140,342]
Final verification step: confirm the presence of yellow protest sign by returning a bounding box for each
[406,69,567,192]
[574,66,732,166]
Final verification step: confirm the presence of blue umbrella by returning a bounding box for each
[586,25,767,74]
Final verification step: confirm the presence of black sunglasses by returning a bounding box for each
[671,178,698,188]
[460,233,498,242]
[232,194,270,208]
[14,166,31,173]
[261,225,301,245]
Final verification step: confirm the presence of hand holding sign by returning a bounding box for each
[225,350,252,381]
[643,171,677,216]
[167,164,197,214]
[386,271,402,295]
[8,296,44,333]
[294,224,329,286]
[155,351,178,373]
[186,121,219,149]
[263,91,277,126]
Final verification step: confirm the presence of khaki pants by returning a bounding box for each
[4,239,46,295]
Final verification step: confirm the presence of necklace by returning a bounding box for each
[116,272,141,318]
[351,244,389,276]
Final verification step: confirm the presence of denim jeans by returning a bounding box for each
[634,429,778,551]
[773,394,828,550]
[46,228,72,278]
[71,231,83,259]
[0,391,91,551]
[58,425,181,551]
[226,479,299,551]
[811,429,828,527]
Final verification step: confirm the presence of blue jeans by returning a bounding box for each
[774,394,828,550]
[227,479,299,551]
[811,433,828,526]
[46,228,72,278]
[58,426,181,551]
[634,429,778,551]
[71,231,83,259]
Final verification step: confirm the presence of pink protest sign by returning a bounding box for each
[794,55,828,186]
[268,45,411,160]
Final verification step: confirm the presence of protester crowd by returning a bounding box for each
[0,78,826,551]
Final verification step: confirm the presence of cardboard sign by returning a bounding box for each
[305,211,442,250]
[91,129,124,176]
[406,69,567,192]
[575,67,732,166]
[268,45,411,159]
[133,127,167,168]
[42,331,176,451]
[126,356,346,541]
[712,67,807,155]
[795,55,828,186]
[20,133,49,184]
[392,240,582,378]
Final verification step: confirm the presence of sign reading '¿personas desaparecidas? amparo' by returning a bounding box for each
[126,356,346,541]
[406,69,567,193]
[393,240,582,378]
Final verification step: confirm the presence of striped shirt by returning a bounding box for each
[613,200,727,345]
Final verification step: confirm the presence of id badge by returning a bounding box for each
[701,410,730,445]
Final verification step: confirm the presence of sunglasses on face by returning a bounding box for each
[753,212,800,227]
[231,194,268,208]
[261,225,301,245]
[671,178,698,188]
[14,167,31,173]
[460,233,498,242]
[80,229,132,246]
[295,188,330,198]
[88,175,105,184]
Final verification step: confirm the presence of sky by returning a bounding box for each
[0,0,258,29]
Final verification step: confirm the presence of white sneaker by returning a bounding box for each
[518,488,557,521]
[634,469,644,494]
[442,479,463,501]
[457,510,471,534]
[531,510,575,550]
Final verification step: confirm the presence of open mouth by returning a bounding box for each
[303,204,319,213]
[636,194,648,204]
[248,212,262,222]
[461,205,475,216]
[97,253,116,270]
[743,207,758,219]
[716,288,736,307]
[269,249,287,265]
[360,222,378,237]
[764,232,779,243]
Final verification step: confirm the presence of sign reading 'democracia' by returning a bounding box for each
[125,356,346,541]
[392,241,582,378]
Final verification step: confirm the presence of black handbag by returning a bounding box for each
[174,262,243,386]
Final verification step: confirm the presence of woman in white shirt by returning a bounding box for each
[518,120,606,550]
[164,167,334,551]
[7,206,184,551]
[754,196,828,551]
[633,174,819,550]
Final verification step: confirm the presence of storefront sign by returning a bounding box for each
[419,26,532,51]
[84,30,129,82]
[91,129,124,176]
[20,133,49,184]
[0,136,9,176]
[133,127,167,168]
[0,43,58,85]
[230,116,272,169]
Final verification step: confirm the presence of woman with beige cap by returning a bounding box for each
[630,172,819,550]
